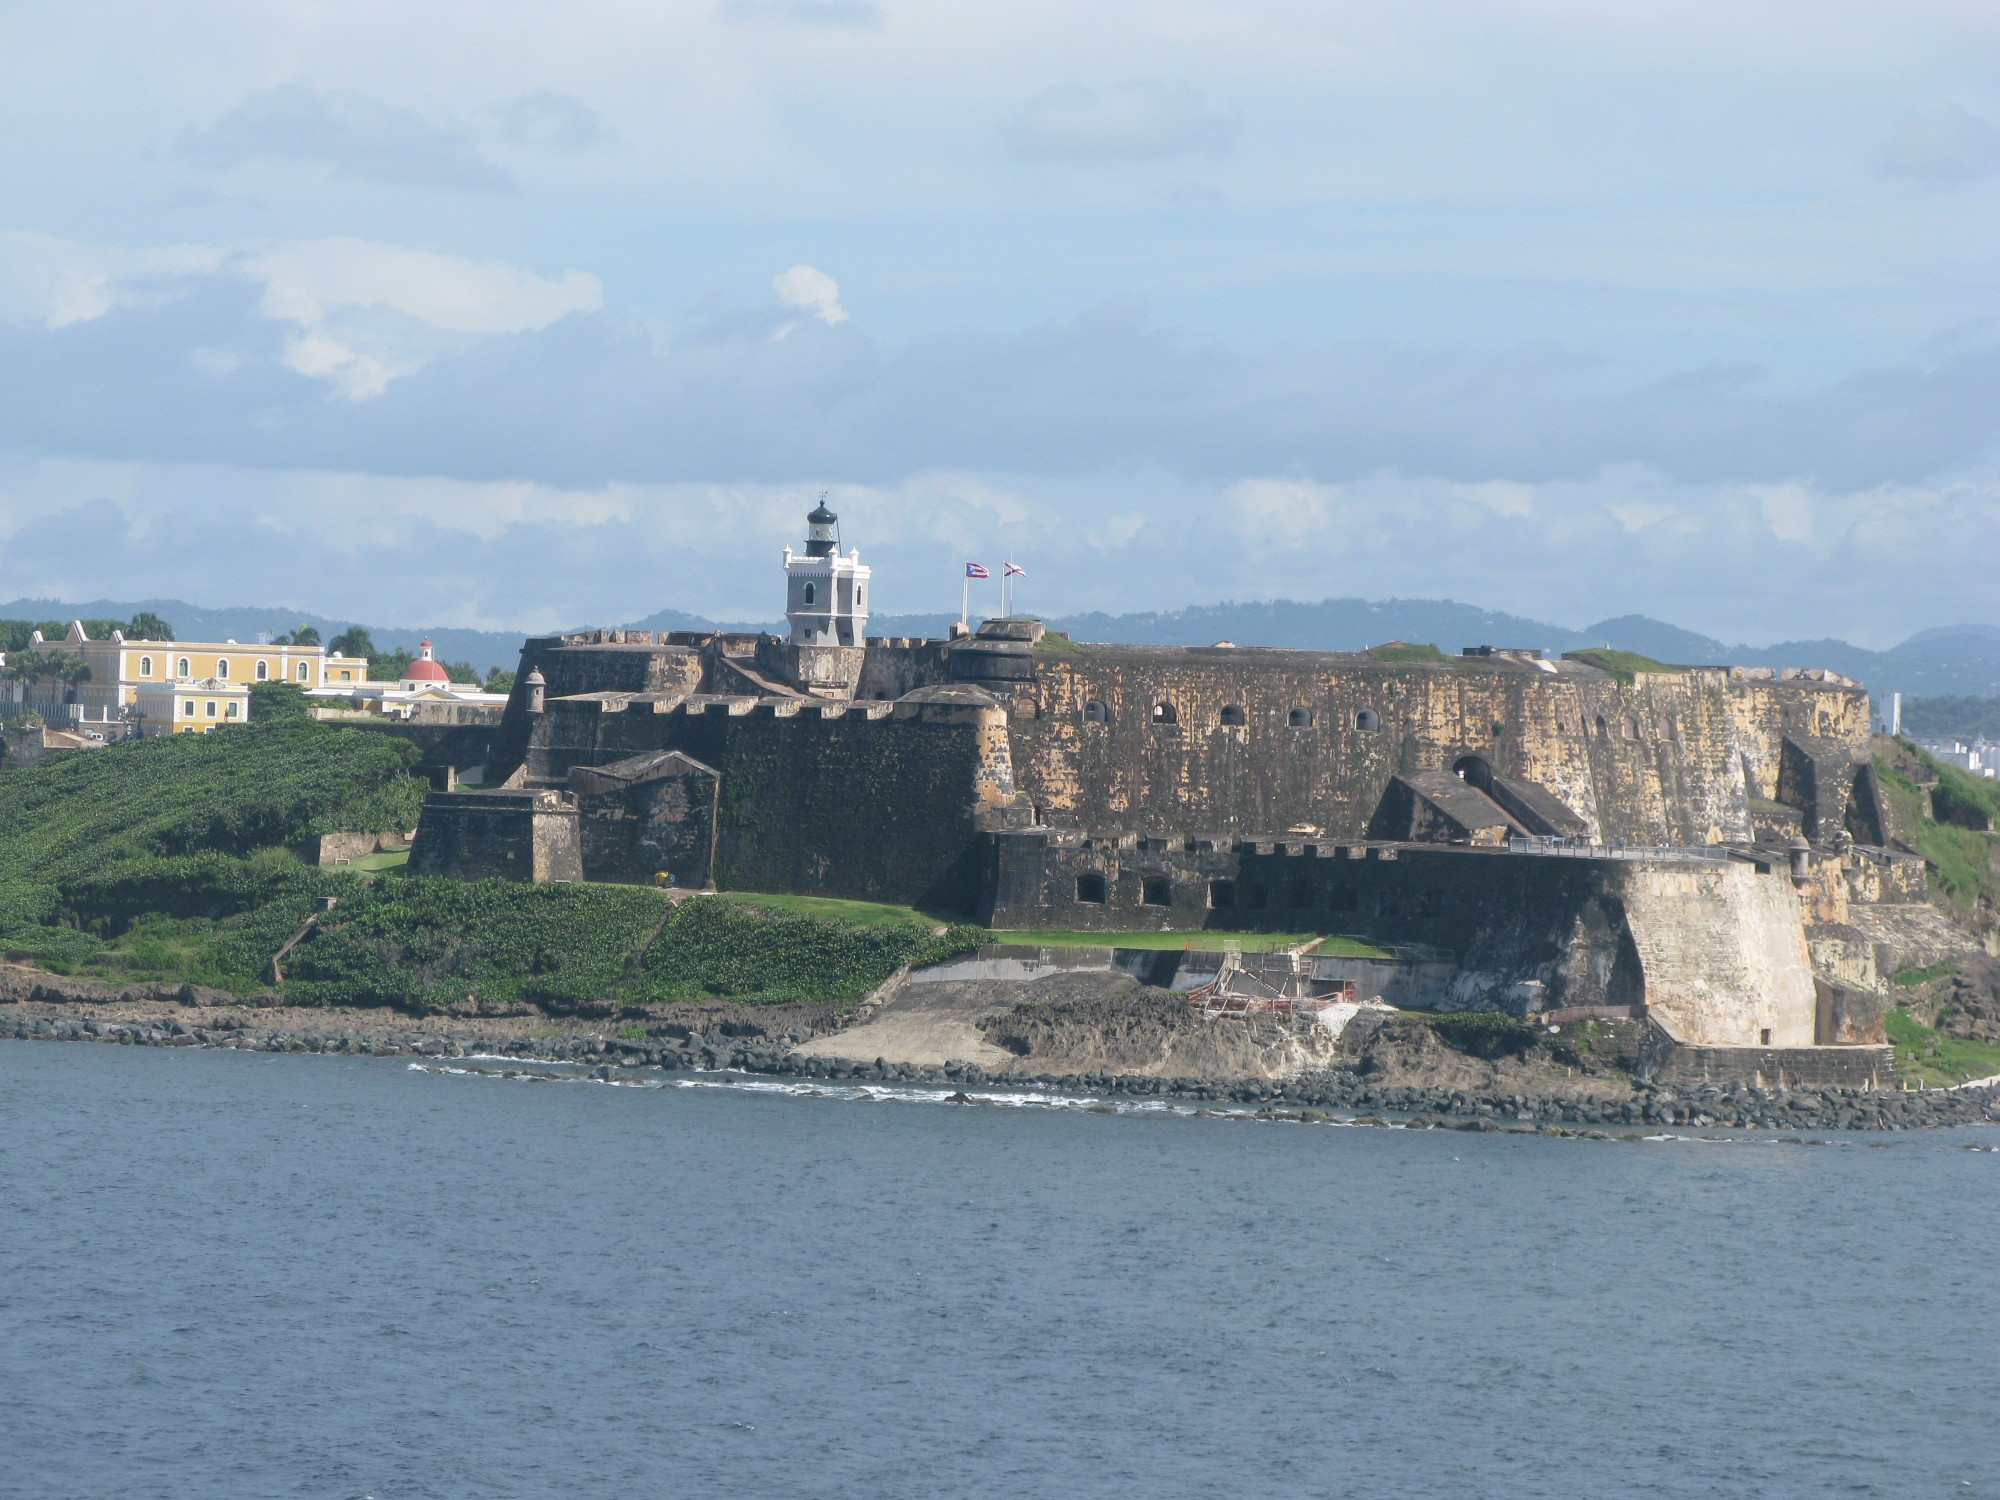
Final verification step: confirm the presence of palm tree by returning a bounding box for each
[126,611,174,641]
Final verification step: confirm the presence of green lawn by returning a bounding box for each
[1567,648,1683,683]
[1886,1006,2000,1087]
[344,848,410,873]
[988,929,1394,956]
[710,890,942,930]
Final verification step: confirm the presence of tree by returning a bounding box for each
[485,668,516,694]
[328,626,376,660]
[125,611,174,641]
[369,648,416,682]
[248,681,313,722]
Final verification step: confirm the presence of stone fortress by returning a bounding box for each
[412,502,1942,1079]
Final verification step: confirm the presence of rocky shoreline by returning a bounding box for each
[6,1005,1997,1134]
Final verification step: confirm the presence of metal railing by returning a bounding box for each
[1505,835,1733,863]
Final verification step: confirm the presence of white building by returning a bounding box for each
[783,500,871,647]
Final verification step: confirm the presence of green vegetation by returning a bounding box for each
[0,726,981,1008]
[0,613,173,651]
[485,668,516,694]
[1367,641,1445,664]
[711,891,937,928]
[1876,745,2000,908]
[1033,630,1080,653]
[1567,649,1683,684]
[1885,1006,2000,1087]
[1893,961,1957,987]
[1900,695,2000,742]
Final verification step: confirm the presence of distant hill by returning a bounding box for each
[10,594,1999,699]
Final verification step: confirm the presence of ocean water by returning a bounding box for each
[2,1044,1997,1500]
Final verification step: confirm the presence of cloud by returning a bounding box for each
[500,91,602,151]
[1007,81,1237,162]
[0,232,600,401]
[1879,105,2000,184]
[177,82,514,192]
[715,0,881,27]
[771,264,849,337]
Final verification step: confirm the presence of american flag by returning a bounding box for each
[964,562,989,579]
[1003,562,1026,577]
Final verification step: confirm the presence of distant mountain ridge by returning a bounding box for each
[8,594,1998,698]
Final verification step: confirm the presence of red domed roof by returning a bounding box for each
[404,638,450,683]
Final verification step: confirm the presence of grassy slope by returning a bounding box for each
[1875,742,2000,910]
[0,725,980,1008]
[1885,1006,2000,1087]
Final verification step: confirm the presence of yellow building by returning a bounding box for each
[131,679,252,735]
[28,621,369,722]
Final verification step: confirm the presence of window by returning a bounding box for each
[1219,704,1246,726]
[1207,880,1236,909]
[1151,702,1178,725]
[803,582,816,605]
[1141,876,1172,907]
[340,671,352,682]
[1595,714,1610,739]
[226,702,240,719]
[183,700,195,716]
[1083,700,1109,724]
[256,659,269,681]
[177,657,191,678]
[856,587,863,607]
[298,662,310,682]
[205,700,217,717]
[1759,1028,1772,1046]
[139,656,153,678]
[216,658,228,679]
[1075,872,1108,904]
[1355,708,1381,731]
[1288,707,1314,727]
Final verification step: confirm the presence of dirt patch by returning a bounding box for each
[1335,1011,1641,1100]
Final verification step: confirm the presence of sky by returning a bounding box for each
[0,0,1994,647]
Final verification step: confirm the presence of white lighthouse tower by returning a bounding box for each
[784,498,871,648]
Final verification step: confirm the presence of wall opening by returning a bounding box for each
[1760,1028,1772,1046]
[1075,872,1108,904]
[1453,754,1495,792]
[255,659,269,681]
[1207,879,1236,909]
[1355,708,1381,731]
[802,582,816,604]
[1288,707,1314,727]
[1151,702,1179,725]
[1142,876,1172,907]
[1083,699,1109,724]
[1623,716,1640,741]
[1219,704,1247,726]
[1596,714,1610,739]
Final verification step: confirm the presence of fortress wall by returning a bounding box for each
[984,834,1819,1039]
[855,640,952,701]
[523,697,1003,911]
[489,638,707,780]
[409,789,582,884]
[1611,862,1818,1046]
[1003,651,1865,846]
[984,837,1646,1013]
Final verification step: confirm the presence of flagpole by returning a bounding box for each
[960,570,968,634]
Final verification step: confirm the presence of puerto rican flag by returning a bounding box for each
[964,562,990,579]
[1003,562,1026,578]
